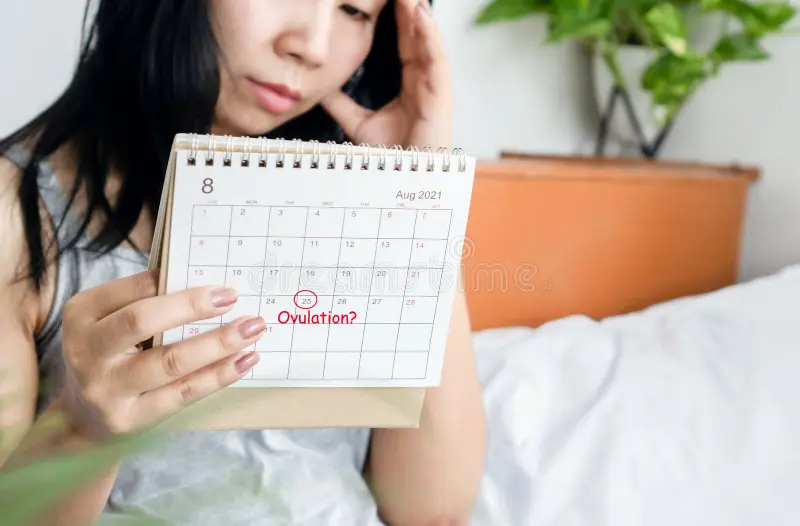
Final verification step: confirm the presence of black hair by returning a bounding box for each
[0,0,404,292]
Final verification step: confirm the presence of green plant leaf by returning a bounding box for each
[474,0,552,24]
[644,3,690,55]
[642,52,708,108]
[0,423,163,526]
[700,0,723,9]
[711,32,770,61]
[744,2,797,34]
[552,0,615,17]
[701,0,797,36]
[547,17,612,40]
[545,0,615,40]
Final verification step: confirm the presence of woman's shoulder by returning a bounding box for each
[0,155,46,457]
[0,154,56,338]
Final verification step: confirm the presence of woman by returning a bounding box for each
[0,0,486,524]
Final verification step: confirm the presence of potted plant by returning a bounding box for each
[474,0,797,158]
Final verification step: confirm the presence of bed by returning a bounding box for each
[470,264,800,525]
[462,157,800,526]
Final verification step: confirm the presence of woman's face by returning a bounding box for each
[209,0,389,136]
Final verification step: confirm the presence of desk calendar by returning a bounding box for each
[150,134,476,389]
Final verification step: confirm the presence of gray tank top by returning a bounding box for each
[3,145,380,525]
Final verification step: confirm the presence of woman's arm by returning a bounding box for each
[2,402,124,526]
[1,154,263,524]
[321,2,486,521]
[0,157,120,525]
[366,270,487,526]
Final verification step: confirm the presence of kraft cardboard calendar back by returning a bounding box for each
[148,134,475,430]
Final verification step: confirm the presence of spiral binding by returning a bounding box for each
[183,133,467,173]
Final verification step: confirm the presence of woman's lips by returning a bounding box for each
[248,79,301,114]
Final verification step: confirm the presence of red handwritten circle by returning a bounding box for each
[293,290,318,310]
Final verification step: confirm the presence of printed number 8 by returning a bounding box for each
[202,178,214,194]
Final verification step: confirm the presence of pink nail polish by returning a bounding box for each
[234,351,259,375]
[238,317,266,339]
[211,288,238,308]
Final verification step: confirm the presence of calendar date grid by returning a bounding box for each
[184,204,454,382]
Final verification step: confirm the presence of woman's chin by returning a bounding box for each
[211,115,277,138]
[213,105,311,138]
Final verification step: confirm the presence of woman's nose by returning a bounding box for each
[275,5,333,68]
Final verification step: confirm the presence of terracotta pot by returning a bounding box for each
[460,153,759,331]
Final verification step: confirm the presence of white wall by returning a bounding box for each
[0,0,87,135]
[1,0,796,282]
[436,0,596,159]
[658,29,800,282]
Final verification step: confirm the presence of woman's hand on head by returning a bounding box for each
[321,0,452,150]
[58,269,262,439]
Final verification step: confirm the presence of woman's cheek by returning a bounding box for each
[327,34,373,86]
[210,0,277,64]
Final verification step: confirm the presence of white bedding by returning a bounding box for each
[469,264,800,526]
[97,264,799,525]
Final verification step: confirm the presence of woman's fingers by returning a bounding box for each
[397,1,443,66]
[394,0,450,113]
[91,285,240,355]
[415,2,445,62]
[320,90,373,140]
[412,1,450,91]
[64,268,160,325]
[321,0,450,148]
[136,347,260,421]
[118,316,265,394]
[396,0,420,64]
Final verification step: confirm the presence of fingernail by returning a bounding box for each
[418,1,432,14]
[234,351,259,375]
[238,317,266,339]
[211,288,238,308]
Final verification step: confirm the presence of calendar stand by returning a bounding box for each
[148,134,474,430]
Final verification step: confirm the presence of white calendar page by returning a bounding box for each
[162,148,476,387]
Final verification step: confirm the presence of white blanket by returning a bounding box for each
[470,264,800,526]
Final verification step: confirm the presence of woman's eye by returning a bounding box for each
[340,4,372,21]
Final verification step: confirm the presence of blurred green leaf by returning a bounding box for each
[0,376,290,525]
[743,2,797,34]
[711,32,770,61]
[546,0,614,41]
[548,17,612,40]
[552,0,614,18]
[644,3,690,55]
[474,0,552,24]
[642,52,708,105]
[700,0,723,9]
[701,0,796,35]
[0,423,162,526]
[642,54,709,125]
